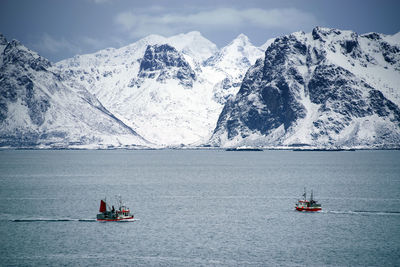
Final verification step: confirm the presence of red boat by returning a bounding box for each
[97,196,135,221]
[295,189,322,212]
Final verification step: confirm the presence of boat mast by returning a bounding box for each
[311,190,313,202]
[303,187,306,200]
[117,194,122,210]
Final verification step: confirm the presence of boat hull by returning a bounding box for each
[97,216,134,222]
[295,207,321,212]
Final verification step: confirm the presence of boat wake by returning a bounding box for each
[12,218,139,222]
[12,218,97,222]
[325,210,400,216]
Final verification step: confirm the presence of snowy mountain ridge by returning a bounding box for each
[55,31,264,145]
[1,27,399,149]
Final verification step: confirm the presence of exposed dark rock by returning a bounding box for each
[380,42,400,64]
[138,44,196,88]
[211,43,307,142]
[363,33,381,40]
[3,40,51,71]
[341,39,359,54]
[369,90,400,125]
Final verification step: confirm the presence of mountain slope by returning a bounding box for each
[56,32,264,145]
[209,27,400,148]
[0,34,149,148]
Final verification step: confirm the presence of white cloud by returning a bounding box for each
[114,7,318,38]
[33,33,125,60]
[34,33,79,54]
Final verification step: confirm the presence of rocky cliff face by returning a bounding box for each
[210,27,400,148]
[0,34,148,148]
[136,44,196,88]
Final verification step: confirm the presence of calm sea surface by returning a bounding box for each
[0,149,399,266]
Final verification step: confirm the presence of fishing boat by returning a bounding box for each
[295,188,322,212]
[96,196,134,221]
[226,146,263,151]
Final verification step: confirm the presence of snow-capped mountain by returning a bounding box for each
[209,27,400,149]
[0,33,149,148]
[204,34,263,78]
[56,32,264,145]
[4,27,397,149]
[203,34,265,105]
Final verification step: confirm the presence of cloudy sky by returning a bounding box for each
[1,0,399,62]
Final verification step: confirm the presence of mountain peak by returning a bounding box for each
[312,26,342,39]
[167,31,217,62]
[171,31,205,40]
[0,33,7,45]
[140,43,180,72]
[140,33,165,42]
[185,31,202,37]
[168,31,216,48]
[2,39,51,71]
[132,34,166,48]
[231,33,251,46]
[9,39,22,47]
[236,33,249,40]
[138,43,196,88]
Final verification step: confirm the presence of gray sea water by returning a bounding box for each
[0,149,399,266]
